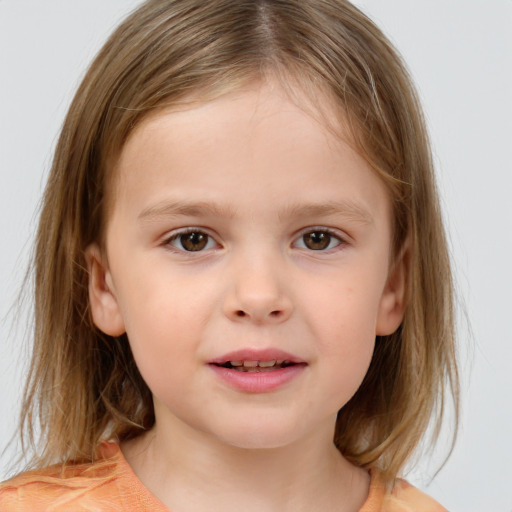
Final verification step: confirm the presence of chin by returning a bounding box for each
[209,416,314,451]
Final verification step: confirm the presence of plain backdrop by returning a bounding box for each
[0,1,511,510]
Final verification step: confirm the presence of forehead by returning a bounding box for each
[115,77,350,168]
[108,80,391,229]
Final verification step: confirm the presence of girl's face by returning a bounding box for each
[88,81,406,450]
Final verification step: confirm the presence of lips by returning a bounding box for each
[216,359,297,372]
[209,348,305,369]
[208,349,307,393]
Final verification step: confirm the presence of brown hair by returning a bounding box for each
[19,0,458,484]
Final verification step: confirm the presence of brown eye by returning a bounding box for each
[180,232,208,251]
[168,231,215,252]
[303,231,331,250]
[297,230,342,251]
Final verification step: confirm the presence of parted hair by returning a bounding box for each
[19,0,459,484]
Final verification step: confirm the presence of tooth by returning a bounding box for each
[276,360,284,365]
[230,361,243,367]
[243,361,258,368]
[258,360,276,367]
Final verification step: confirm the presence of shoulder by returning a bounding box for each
[0,443,144,512]
[360,471,448,512]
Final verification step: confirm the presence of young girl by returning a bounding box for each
[1,0,459,510]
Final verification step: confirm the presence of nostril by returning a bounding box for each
[232,309,287,320]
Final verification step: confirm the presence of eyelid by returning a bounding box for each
[163,227,220,252]
[160,225,349,253]
[292,226,349,251]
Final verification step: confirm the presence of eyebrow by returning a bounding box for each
[138,199,374,225]
[138,200,237,221]
[279,200,374,225]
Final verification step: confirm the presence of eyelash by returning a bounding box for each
[165,228,219,253]
[163,227,346,253]
[293,227,345,252]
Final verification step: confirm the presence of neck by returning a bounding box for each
[122,416,369,512]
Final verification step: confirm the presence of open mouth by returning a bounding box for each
[213,360,299,372]
[209,354,307,391]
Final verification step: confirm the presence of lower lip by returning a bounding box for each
[209,364,306,393]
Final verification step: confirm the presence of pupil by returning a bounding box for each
[181,232,207,251]
[304,232,330,250]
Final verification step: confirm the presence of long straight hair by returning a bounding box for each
[19,0,458,484]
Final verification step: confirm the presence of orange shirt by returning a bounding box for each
[1,442,447,511]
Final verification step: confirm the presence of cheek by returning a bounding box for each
[319,330,375,412]
[114,254,216,326]
[305,273,384,342]
[301,275,382,400]
[110,269,207,379]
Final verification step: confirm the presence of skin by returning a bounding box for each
[87,79,407,512]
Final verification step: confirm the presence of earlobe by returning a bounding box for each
[376,241,409,336]
[85,244,126,337]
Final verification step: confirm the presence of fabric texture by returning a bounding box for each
[1,442,447,512]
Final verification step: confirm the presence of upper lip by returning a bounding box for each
[209,348,306,365]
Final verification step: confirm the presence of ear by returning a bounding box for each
[376,240,409,336]
[85,243,126,336]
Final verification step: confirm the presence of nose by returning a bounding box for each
[222,254,293,324]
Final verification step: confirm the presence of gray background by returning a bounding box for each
[1,1,511,510]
